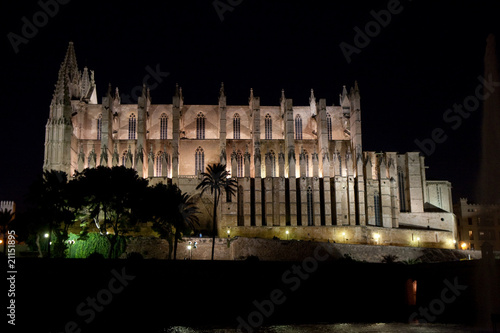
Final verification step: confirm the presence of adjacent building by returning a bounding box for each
[454,198,500,251]
[43,42,458,248]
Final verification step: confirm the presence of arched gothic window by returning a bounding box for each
[265,114,272,140]
[160,113,168,140]
[374,192,382,226]
[128,113,137,140]
[196,113,205,139]
[307,186,313,226]
[121,151,127,166]
[97,114,102,140]
[195,147,204,174]
[398,167,407,212]
[295,114,302,140]
[156,151,163,177]
[233,113,240,139]
[326,113,332,140]
[236,150,243,177]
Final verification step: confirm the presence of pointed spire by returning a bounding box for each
[52,42,81,105]
[309,88,317,116]
[249,88,254,103]
[114,87,120,102]
[280,89,286,104]
[175,83,180,96]
[309,89,315,103]
[219,82,225,97]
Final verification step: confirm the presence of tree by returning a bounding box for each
[26,170,76,258]
[0,208,14,254]
[147,183,199,260]
[73,166,148,259]
[196,163,236,260]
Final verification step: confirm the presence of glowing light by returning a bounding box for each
[285,230,289,235]
[0,240,3,244]
[227,229,230,234]
[461,242,467,250]
[44,233,49,238]
[187,245,192,250]
[416,237,420,241]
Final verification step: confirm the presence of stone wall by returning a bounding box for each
[122,236,483,263]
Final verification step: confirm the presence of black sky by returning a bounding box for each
[2,0,499,210]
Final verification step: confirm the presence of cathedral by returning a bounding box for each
[44,42,457,248]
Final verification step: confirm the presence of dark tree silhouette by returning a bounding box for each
[196,163,236,260]
[72,166,148,259]
[27,170,75,258]
[147,183,199,259]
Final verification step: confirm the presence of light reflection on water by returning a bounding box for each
[162,323,478,333]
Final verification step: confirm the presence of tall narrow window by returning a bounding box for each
[195,147,204,174]
[304,150,309,177]
[236,151,243,177]
[128,113,137,140]
[237,186,244,226]
[156,151,163,177]
[326,113,332,140]
[307,186,313,226]
[121,151,127,166]
[265,113,272,140]
[196,113,205,139]
[398,168,407,212]
[233,113,240,139]
[374,192,381,226]
[160,113,168,140]
[295,114,302,140]
[97,114,102,140]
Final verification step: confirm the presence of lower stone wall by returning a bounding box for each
[123,236,483,263]
[222,225,456,249]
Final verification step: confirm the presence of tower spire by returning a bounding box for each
[52,41,81,105]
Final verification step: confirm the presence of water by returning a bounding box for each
[160,323,481,333]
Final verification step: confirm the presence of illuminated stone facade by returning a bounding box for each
[44,42,457,248]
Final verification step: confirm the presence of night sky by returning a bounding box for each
[2,0,499,211]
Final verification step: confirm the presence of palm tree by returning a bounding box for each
[196,163,236,260]
[172,192,199,260]
[148,183,199,259]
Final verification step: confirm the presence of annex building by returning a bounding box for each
[44,42,457,248]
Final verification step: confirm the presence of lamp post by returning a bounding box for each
[187,241,192,260]
[374,233,380,245]
[342,232,346,243]
[416,237,420,247]
[285,230,289,240]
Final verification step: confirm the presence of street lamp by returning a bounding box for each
[227,229,230,237]
[187,241,192,260]
[416,237,420,247]
[342,232,346,243]
[374,233,380,244]
[285,230,289,240]
[44,233,49,238]
[461,242,467,250]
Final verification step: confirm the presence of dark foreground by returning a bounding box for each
[6,256,500,333]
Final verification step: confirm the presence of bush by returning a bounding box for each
[66,233,127,259]
[381,254,398,264]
